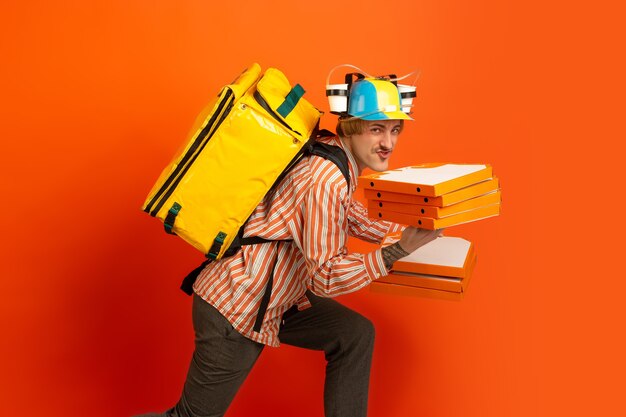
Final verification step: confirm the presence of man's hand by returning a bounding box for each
[381,227,444,271]
[398,226,444,253]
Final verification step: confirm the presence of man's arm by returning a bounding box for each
[346,198,405,244]
[299,176,388,297]
[299,163,442,297]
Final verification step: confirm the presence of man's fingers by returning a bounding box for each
[416,229,439,244]
[400,227,446,253]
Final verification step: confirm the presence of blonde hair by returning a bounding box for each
[336,118,404,138]
[336,118,369,138]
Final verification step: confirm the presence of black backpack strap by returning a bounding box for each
[220,130,332,258]
[180,259,212,295]
[253,270,274,333]
[309,141,351,188]
[316,128,335,138]
[252,242,285,333]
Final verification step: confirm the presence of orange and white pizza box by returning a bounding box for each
[382,234,475,278]
[372,203,501,229]
[370,281,466,301]
[364,177,500,207]
[369,190,501,219]
[360,163,493,197]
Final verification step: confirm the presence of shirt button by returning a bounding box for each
[375,273,381,278]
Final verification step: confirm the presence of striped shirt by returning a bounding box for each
[193,136,403,347]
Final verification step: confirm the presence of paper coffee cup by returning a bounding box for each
[326,83,349,113]
[398,84,417,113]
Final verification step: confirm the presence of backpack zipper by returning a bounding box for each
[145,89,234,216]
[253,90,301,136]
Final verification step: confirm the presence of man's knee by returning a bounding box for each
[354,313,375,345]
[335,311,375,352]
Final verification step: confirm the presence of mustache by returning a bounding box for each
[375,146,393,152]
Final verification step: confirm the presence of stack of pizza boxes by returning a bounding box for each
[359,164,501,300]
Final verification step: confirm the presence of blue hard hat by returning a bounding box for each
[347,78,412,120]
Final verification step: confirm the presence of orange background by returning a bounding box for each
[1,1,624,416]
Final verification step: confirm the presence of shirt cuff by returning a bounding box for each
[364,249,390,281]
[386,221,406,234]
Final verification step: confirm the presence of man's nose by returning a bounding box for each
[380,131,393,149]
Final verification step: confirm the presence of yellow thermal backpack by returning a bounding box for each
[142,63,350,268]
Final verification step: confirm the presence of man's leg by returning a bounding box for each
[278,291,375,417]
[170,294,265,417]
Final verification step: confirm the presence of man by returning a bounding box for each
[140,75,441,417]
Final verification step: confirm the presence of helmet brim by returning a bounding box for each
[358,110,413,121]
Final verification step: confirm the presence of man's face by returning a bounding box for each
[345,119,403,173]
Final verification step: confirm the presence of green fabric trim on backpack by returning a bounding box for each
[276,84,305,118]
[164,202,182,234]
